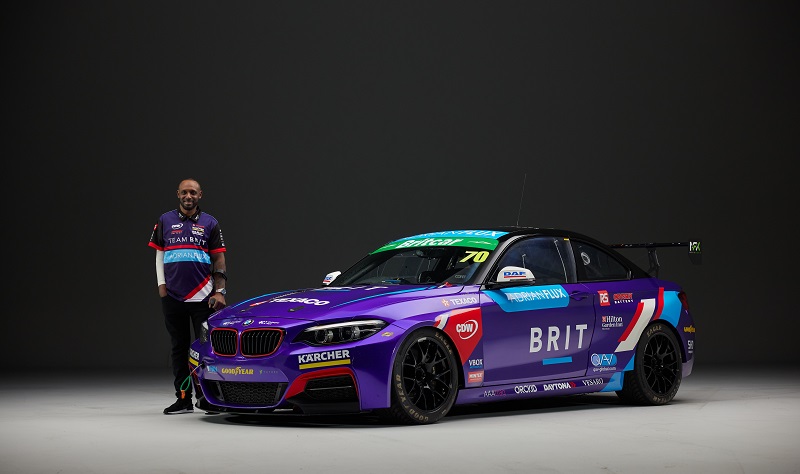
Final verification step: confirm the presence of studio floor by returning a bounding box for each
[1,365,798,474]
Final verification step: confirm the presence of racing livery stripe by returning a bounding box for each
[657,290,683,327]
[615,298,655,352]
[543,357,572,365]
[653,287,665,320]
[299,359,352,370]
[434,313,449,329]
[601,372,623,392]
[372,236,501,253]
[328,288,427,308]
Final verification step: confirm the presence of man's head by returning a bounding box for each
[177,179,202,214]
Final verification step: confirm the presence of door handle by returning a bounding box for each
[569,291,590,300]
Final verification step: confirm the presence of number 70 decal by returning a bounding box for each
[460,251,489,263]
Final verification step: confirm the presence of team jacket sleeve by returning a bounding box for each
[208,222,226,254]
[148,219,164,251]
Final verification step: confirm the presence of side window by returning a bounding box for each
[572,241,629,281]
[494,237,575,284]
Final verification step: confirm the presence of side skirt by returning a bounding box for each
[455,372,624,405]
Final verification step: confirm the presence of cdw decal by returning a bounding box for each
[435,306,482,364]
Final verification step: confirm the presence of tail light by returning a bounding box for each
[678,291,689,311]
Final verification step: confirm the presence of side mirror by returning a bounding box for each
[485,266,535,289]
[322,271,341,286]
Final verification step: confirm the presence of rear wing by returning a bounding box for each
[609,241,701,278]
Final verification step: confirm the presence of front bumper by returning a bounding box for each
[189,325,406,414]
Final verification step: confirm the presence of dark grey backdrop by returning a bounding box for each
[4,1,797,369]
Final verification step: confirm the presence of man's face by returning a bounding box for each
[177,180,202,213]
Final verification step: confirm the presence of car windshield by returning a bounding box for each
[332,246,493,286]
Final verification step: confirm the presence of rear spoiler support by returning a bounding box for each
[609,241,701,278]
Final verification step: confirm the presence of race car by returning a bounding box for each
[189,228,699,424]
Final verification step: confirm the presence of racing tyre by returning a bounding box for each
[383,328,459,424]
[617,322,682,405]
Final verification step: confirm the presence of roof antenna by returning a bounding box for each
[515,173,527,227]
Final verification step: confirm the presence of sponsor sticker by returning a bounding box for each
[601,315,624,329]
[542,381,577,391]
[591,353,617,367]
[219,366,255,376]
[298,349,351,370]
[598,290,610,306]
[485,285,569,312]
[372,233,505,253]
[613,293,633,304]
[467,370,484,384]
[271,297,330,306]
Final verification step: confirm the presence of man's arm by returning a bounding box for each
[156,250,167,297]
[210,252,227,309]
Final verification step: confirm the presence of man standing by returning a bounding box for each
[148,178,227,414]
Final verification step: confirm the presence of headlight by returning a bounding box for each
[294,319,387,346]
[200,321,209,343]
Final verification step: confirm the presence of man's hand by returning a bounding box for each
[209,295,227,310]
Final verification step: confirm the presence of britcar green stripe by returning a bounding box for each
[372,236,499,253]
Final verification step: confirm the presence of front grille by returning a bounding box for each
[241,329,284,356]
[211,328,237,356]
[304,375,357,401]
[210,381,286,406]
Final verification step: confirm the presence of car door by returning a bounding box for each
[480,236,596,385]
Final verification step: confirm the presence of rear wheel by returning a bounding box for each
[383,328,458,424]
[617,322,682,405]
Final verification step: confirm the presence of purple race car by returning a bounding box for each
[189,228,700,424]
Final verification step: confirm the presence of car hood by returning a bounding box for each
[210,284,467,325]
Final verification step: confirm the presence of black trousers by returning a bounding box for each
[161,296,213,399]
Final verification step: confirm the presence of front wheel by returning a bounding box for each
[617,322,682,405]
[383,328,459,424]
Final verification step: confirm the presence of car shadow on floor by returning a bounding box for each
[197,392,646,428]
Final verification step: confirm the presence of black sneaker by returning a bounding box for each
[163,398,194,415]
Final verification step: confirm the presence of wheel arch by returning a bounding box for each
[656,319,688,364]
[429,325,466,390]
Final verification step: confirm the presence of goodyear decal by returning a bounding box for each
[219,367,255,376]
[483,285,569,312]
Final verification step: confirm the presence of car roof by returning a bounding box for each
[489,226,598,242]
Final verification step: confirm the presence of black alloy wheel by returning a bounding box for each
[384,327,459,424]
[617,322,682,405]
